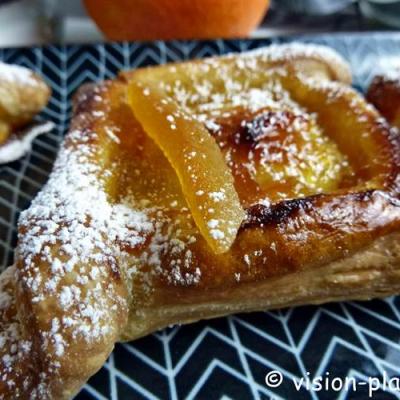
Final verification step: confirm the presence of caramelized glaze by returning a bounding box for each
[212,106,353,206]
[367,72,400,129]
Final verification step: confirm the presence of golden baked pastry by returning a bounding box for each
[367,70,400,129]
[0,62,50,146]
[2,43,400,399]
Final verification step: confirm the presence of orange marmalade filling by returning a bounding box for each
[105,64,399,292]
[128,80,245,254]
[128,68,354,212]
[114,50,399,286]
[210,106,353,207]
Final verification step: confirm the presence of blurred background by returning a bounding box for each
[0,0,399,47]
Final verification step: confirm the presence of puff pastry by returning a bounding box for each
[0,62,50,145]
[1,44,400,399]
[367,69,400,129]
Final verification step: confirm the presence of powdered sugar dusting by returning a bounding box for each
[234,43,349,76]
[0,266,33,397]
[154,43,352,207]
[9,86,155,395]
[18,123,152,323]
[0,62,39,87]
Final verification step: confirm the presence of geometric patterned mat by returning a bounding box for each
[0,33,400,399]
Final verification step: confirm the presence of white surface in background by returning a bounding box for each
[0,0,42,47]
[0,0,103,47]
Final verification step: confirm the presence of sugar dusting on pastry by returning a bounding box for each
[154,47,353,207]
[128,43,352,254]
[0,266,34,395]
[0,62,40,87]
[18,125,152,304]
[0,85,153,396]
[2,80,210,395]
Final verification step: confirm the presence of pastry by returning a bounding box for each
[367,69,400,129]
[2,43,400,399]
[0,62,50,146]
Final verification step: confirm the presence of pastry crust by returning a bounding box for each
[367,70,400,129]
[0,63,50,145]
[123,232,400,340]
[1,43,400,399]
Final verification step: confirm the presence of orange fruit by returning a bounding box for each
[128,75,245,253]
[83,0,270,41]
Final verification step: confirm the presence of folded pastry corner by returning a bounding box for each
[1,43,400,399]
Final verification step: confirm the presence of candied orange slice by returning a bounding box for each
[128,79,245,254]
[280,72,394,188]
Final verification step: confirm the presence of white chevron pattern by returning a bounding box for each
[1,34,400,400]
